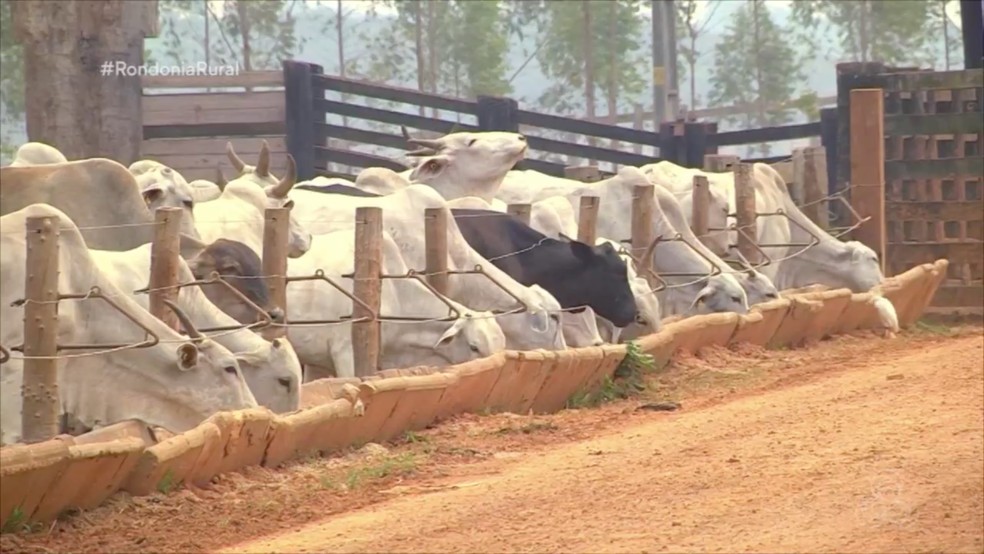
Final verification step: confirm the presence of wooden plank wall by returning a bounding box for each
[880,69,984,312]
[140,71,289,181]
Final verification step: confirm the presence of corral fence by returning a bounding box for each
[135,60,981,312]
[835,63,983,314]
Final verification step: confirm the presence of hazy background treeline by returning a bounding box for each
[0,0,964,161]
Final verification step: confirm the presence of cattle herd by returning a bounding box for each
[0,131,898,446]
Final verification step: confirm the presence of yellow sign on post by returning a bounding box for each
[652,66,666,86]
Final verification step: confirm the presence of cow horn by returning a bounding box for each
[163,299,205,342]
[400,125,444,151]
[256,140,271,177]
[226,142,246,172]
[400,125,413,140]
[215,167,228,191]
[448,122,462,134]
[405,147,439,157]
[270,154,297,198]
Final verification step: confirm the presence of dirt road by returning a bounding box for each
[3,329,982,554]
[220,332,983,554]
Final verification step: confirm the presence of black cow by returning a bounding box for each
[184,238,284,325]
[295,183,381,197]
[451,209,638,328]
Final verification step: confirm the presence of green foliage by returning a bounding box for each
[567,340,654,409]
[1,507,25,534]
[708,0,803,156]
[533,0,646,115]
[674,0,724,109]
[359,0,511,99]
[789,0,937,67]
[154,0,304,71]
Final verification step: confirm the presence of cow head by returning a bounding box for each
[560,307,605,347]
[431,311,507,365]
[402,127,528,201]
[234,337,302,414]
[731,250,780,305]
[184,238,285,325]
[9,141,68,166]
[555,235,638,328]
[128,160,202,241]
[688,274,749,315]
[225,143,312,258]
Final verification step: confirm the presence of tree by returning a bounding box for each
[0,0,25,160]
[790,0,936,67]
[708,0,804,156]
[11,1,157,163]
[533,0,646,117]
[675,0,723,110]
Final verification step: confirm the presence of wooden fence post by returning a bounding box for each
[578,196,599,245]
[849,89,887,273]
[791,148,807,206]
[262,207,290,338]
[476,96,519,132]
[506,203,531,225]
[631,184,657,289]
[352,207,382,377]
[564,165,602,183]
[424,208,449,296]
[659,122,686,165]
[22,215,60,444]
[801,146,830,230]
[703,154,740,172]
[691,175,710,243]
[149,207,182,332]
[820,107,839,197]
[734,163,759,265]
[283,60,323,181]
[683,121,711,167]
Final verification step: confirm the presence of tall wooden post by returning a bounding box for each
[734,163,759,265]
[801,146,830,230]
[703,154,740,172]
[564,165,602,183]
[22,215,60,444]
[424,208,449,296]
[352,207,382,377]
[631,184,657,289]
[262,207,290,338]
[691,175,710,243]
[577,196,600,245]
[849,89,887,272]
[149,207,182,332]
[507,204,531,225]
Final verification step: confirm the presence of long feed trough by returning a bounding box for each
[0,259,949,527]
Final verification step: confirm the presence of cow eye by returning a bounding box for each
[223,365,238,375]
[765,292,778,299]
[469,344,480,353]
[277,377,292,389]
[220,265,240,275]
[549,313,560,323]
[183,199,194,209]
[730,296,741,303]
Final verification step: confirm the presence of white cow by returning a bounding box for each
[400,129,528,202]
[285,185,567,351]
[498,167,752,317]
[285,229,507,377]
[640,162,732,256]
[194,159,312,259]
[88,244,302,414]
[355,167,412,195]
[1,204,257,445]
[645,161,886,294]
[8,142,68,167]
[128,160,201,239]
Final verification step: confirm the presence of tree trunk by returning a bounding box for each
[237,0,252,71]
[941,0,950,70]
[414,1,425,116]
[689,35,697,109]
[751,0,767,155]
[11,0,157,165]
[426,0,439,119]
[582,1,596,150]
[858,0,870,63]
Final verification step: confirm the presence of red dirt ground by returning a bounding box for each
[2,326,982,554]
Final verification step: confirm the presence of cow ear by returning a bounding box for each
[569,240,595,263]
[178,233,207,261]
[689,285,714,310]
[176,343,199,370]
[432,319,465,349]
